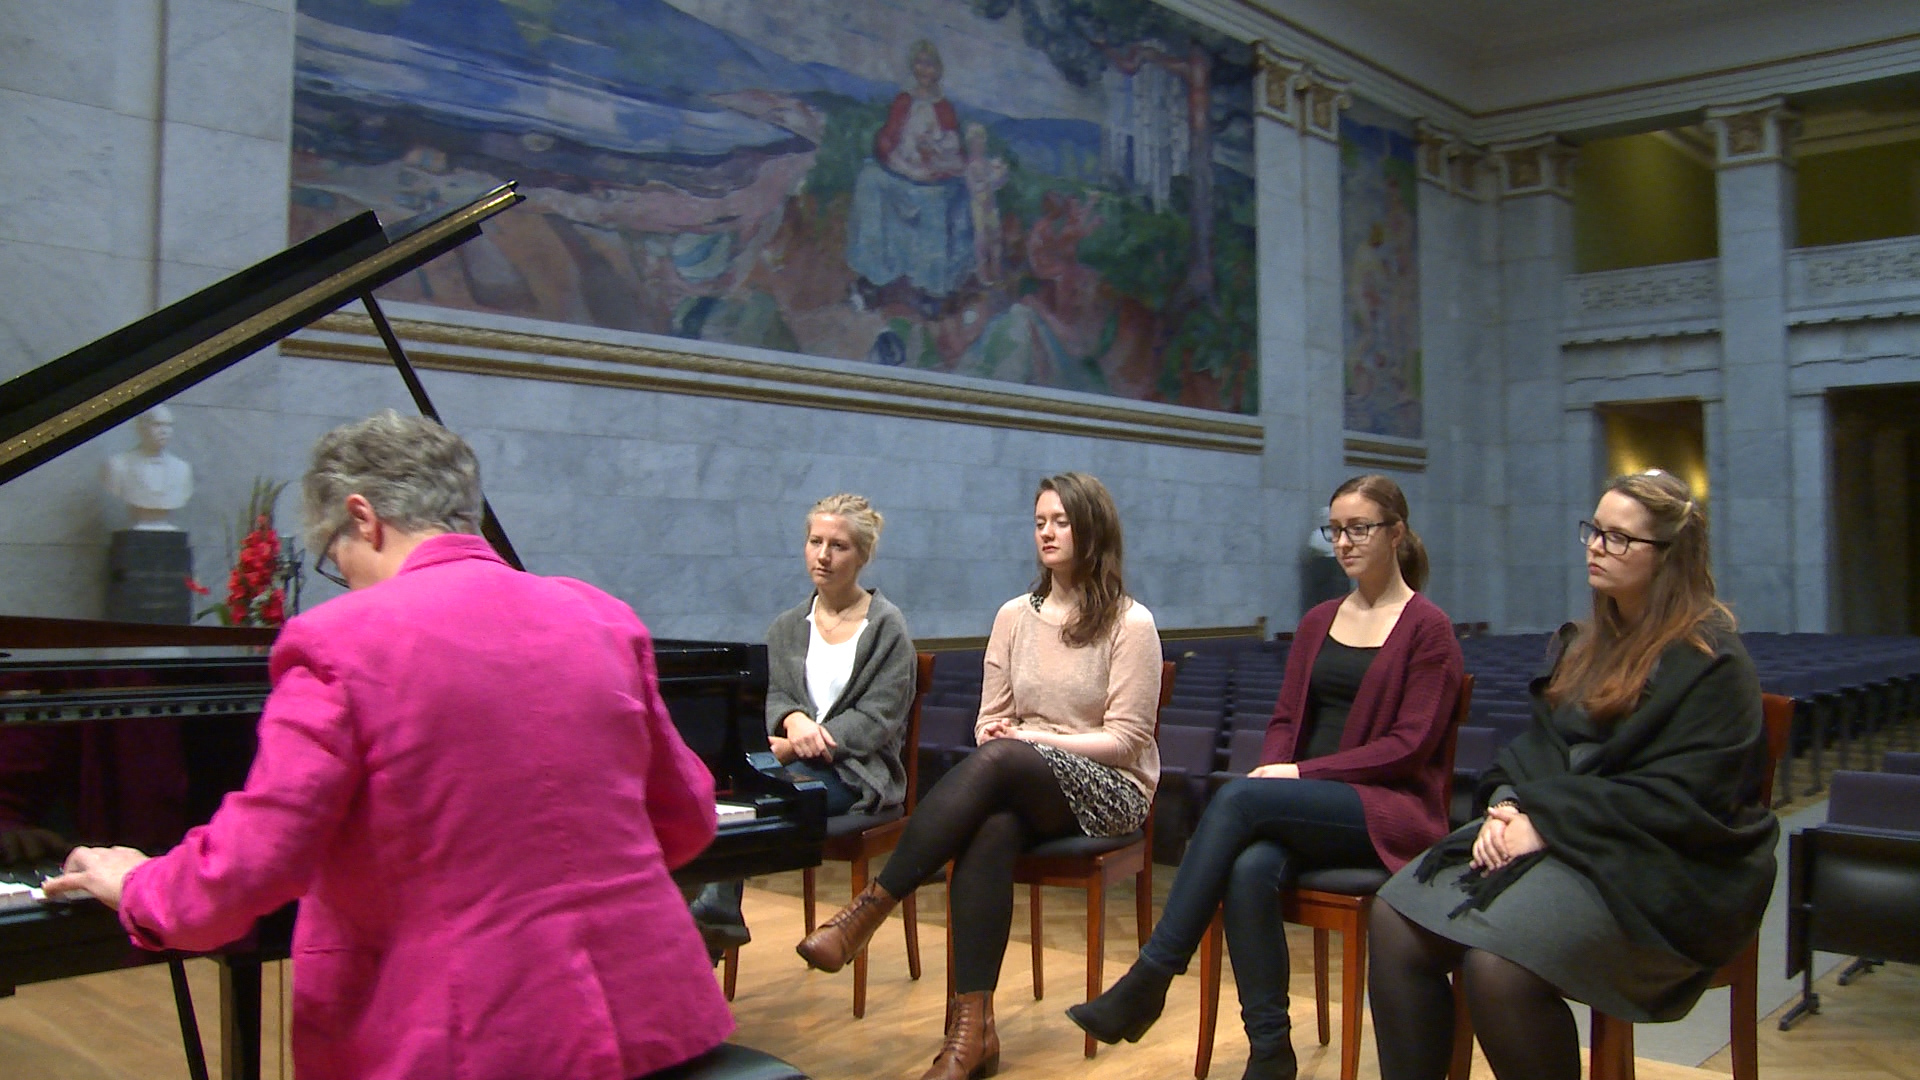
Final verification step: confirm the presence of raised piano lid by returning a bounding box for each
[0,182,522,487]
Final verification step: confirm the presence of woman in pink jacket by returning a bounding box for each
[48,411,732,1080]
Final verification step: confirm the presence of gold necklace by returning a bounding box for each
[816,594,868,632]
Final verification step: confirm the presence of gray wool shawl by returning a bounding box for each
[764,588,913,814]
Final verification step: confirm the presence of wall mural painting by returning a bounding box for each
[290,0,1258,413]
[1339,98,1421,440]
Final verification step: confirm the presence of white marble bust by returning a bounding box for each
[104,406,194,530]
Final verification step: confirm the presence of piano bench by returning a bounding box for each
[643,1043,809,1080]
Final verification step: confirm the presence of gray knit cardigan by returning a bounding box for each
[764,588,913,814]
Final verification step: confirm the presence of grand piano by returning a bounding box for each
[0,184,824,1079]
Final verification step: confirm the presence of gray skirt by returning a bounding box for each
[1031,743,1150,838]
[1376,848,1710,1023]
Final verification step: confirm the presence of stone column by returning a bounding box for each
[1413,122,1490,618]
[1491,136,1579,631]
[1254,48,1348,629]
[1788,393,1831,630]
[1706,99,1798,630]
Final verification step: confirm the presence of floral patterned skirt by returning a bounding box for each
[1031,743,1150,838]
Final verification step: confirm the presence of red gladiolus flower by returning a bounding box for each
[185,577,210,596]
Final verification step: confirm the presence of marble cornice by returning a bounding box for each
[1175,0,1920,147]
[1491,136,1577,200]
[284,314,1266,455]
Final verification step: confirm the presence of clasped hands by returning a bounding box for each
[977,719,1032,743]
[1470,803,1545,873]
[771,712,837,764]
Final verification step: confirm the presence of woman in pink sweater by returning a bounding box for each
[797,472,1162,1080]
[1069,475,1463,1080]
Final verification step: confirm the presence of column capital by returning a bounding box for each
[1491,135,1576,200]
[1415,121,1491,200]
[1254,44,1308,127]
[1293,67,1352,143]
[1415,121,1459,188]
[1253,44,1351,141]
[1703,97,1798,168]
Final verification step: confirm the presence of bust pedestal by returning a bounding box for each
[107,530,193,624]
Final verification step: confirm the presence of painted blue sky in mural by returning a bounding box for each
[295,0,1127,175]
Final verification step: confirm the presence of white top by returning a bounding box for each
[805,599,869,717]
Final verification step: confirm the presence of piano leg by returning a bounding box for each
[218,956,265,1080]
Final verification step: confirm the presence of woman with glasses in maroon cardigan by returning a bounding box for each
[1070,474,1462,1080]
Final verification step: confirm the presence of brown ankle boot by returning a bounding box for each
[921,991,999,1080]
[796,880,897,973]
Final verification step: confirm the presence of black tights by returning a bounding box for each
[874,739,1081,993]
[1368,901,1580,1080]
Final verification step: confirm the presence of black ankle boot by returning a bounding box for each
[1240,1038,1297,1080]
[1065,958,1174,1044]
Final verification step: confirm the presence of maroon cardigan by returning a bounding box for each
[1260,593,1464,871]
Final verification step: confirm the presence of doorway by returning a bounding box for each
[1830,386,1920,635]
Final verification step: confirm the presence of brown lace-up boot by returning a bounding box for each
[796,880,898,972]
[921,991,999,1080]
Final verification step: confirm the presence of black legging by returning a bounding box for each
[1368,901,1580,1080]
[875,738,1082,993]
[1136,777,1380,1049]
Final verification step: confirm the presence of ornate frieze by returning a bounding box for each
[1703,98,1798,167]
[1788,235,1920,323]
[1415,121,1489,199]
[1491,135,1576,199]
[1561,260,1721,344]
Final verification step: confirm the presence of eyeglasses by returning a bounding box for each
[1320,520,1393,544]
[311,528,349,588]
[1579,520,1670,556]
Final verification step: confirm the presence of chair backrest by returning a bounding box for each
[1440,673,1475,801]
[903,652,936,812]
[1757,692,1793,809]
[1144,659,1176,846]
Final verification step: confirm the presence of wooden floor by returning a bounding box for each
[3,862,1915,1079]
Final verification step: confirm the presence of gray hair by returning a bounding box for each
[301,410,483,553]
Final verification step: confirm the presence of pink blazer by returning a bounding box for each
[119,535,733,1080]
[1259,594,1464,872]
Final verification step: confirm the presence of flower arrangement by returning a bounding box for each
[198,478,302,628]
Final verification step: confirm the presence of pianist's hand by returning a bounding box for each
[40,845,150,910]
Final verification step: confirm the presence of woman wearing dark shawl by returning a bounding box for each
[1367,470,1779,1080]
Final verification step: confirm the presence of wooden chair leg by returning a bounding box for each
[1195,910,1224,1079]
[851,857,869,1020]
[1030,884,1046,1001]
[1314,928,1332,1046]
[1729,946,1759,1080]
[722,946,738,1001]
[803,866,818,933]
[1085,875,1106,1059]
[1589,1012,1635,1080]
[1137,862,1154,943]
[1447,973,1473,1080]
[1340,916,1368,1080]
[903,890,922,981]
[944,870,956,1028]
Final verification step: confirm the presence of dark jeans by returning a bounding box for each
[1141,777,1380,1048]
[787,759,860,817]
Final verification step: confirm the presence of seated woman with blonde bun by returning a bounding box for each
[689,494,914,954]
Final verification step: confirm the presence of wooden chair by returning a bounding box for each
[1446,691,1794,1080]
[944,659,1178,1058]
[723,652,935,1017]
[1196,673,1475,1080]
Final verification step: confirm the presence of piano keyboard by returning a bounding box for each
[715,801,757,826]
[0,882,49,912]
